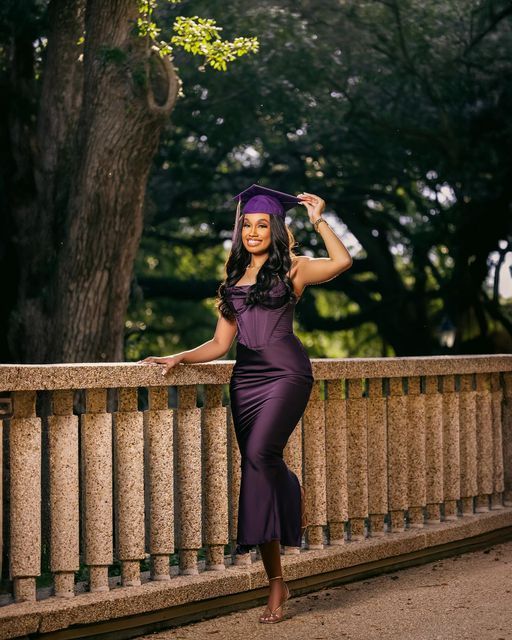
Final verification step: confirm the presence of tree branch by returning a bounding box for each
[481,288,512,337]
[465,2,512,55]
[146,49,181,116]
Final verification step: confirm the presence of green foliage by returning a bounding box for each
[137,0,259,71]
[171,17,259,71]
[126,240,226,360]
[130,0,512,358]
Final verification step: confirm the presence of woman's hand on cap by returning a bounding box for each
[297,192,326,222]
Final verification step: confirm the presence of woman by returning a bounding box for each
[138,184,352,623]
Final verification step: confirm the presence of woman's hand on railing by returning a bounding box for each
[136,354,184,376]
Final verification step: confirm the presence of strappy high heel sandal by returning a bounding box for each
[300,484,309,537]
[259,575,290,624]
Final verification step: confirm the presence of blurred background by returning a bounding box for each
[1,0,511,363]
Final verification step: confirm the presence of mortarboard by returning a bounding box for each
[232,183,302,219]
[230,184,302,242]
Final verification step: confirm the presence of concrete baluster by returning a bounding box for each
[475,373,493,512]
[345,378,368,541]
[283,413,303,490]
[113,388,145,586]
[387,378,407,532]
[144,386,174,581]
[49,390,79,597]
[283,409,304,555]
[81,388,112,592]
[203,384,228,570]
[0,411,2,580]
[490,372,505,509]
[325,379,348,545]
[9,391,41,602]
[227,410,248,564]
[367,378,387,537]
[406,377,426,528]
[441,375,460,520]
[503,372,512,506]
[459,374,477,515]
[176,386,201,574]
[303,380,327,549]
[424,376,443,523]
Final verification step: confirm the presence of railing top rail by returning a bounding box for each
[0,354,511,391]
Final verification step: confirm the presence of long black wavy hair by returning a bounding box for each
[216,209,299,321]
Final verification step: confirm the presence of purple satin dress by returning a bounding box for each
[226,279,314,553]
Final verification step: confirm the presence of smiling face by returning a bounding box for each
[242,213,272,255]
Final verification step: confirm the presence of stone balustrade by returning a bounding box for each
[0,355,511,638]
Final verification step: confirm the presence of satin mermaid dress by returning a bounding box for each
[226,279,314,553]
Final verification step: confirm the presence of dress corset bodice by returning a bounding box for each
[225,279,297,349]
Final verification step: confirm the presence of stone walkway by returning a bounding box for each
[138,540,512,640]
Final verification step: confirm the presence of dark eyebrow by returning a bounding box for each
[243,218,269,223]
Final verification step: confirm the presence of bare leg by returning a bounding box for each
[258,539,287,611]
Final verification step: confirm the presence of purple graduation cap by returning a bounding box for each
[232,183,302,219]
[230,183,302,242]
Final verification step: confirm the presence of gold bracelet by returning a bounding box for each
[313,217,328,232]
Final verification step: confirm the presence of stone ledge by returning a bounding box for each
[0,355,511,391]
[1,508,511,639]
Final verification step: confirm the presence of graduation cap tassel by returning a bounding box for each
[232,197,242,243]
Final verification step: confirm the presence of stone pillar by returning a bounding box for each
[325,379,347,545]
[145,386,174,581]
[490,372,505,508]
[387,378,407,532]
[283,411,303,555]
[227,409,248,564]
[202,384,228,570]
[82,388,113,592]
[176,386,201,575]
[459,374,477,515]
[367,377,387,537]
[442,375,461,520]
[475,373,493,512]
[303,380,327,549]
[9,391,41,602]
[407,377,426,528]
[283,417,303,481]
[0,413,2,580]
[424,376,443,522]
[283,415,303,486]
[503,372,512,506]
[113,388,145,586]
[48,390,79,598]
[345,378,368,541]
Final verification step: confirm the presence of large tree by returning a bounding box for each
[0,0,257,363]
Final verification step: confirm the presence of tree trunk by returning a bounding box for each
[5,0,179,363]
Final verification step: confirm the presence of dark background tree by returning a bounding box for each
[0,0,256,363]
[130,0,512,358]
[1,0,180,363]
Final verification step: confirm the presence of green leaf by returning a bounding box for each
[136,6,258,72]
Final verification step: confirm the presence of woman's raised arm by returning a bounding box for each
[294,192,353,286]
